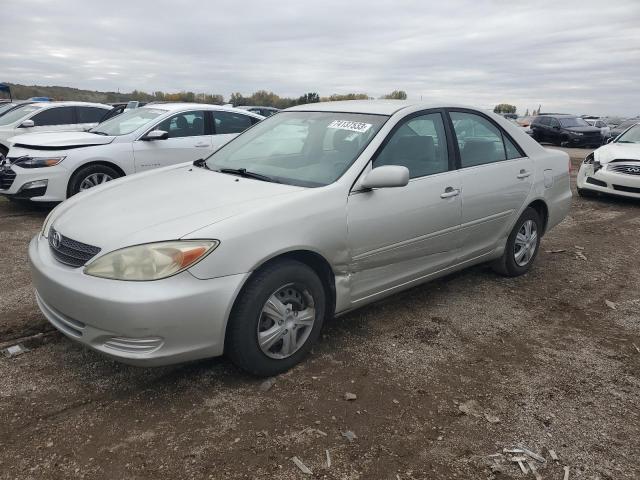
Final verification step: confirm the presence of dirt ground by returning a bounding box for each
[1,147,639,480]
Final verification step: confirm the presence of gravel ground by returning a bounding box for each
[1,147,639,479]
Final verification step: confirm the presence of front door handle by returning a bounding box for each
[440,187,460,199]
[517,169,531,179]
[195,142,209,148]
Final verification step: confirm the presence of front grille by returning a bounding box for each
[48,227,101,267]
[608,164,640,176]
[613,184,640,194]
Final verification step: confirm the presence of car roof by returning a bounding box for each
[287,100,478,115]
[29,101,112,109]
[140,103,264,117]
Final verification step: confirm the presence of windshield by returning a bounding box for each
[616,124,640,143]
[0,104,42,125]
[91,107,167,136]
[559,117,589,128]
[0,103,18,116]
[205,111,388,187]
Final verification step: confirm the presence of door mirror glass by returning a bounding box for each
[142,129,169,141]
[361,165,409,189]
[20,119,34,128]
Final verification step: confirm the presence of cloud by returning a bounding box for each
[2,0,639,115]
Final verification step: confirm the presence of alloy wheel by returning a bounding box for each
[79,173,113,191]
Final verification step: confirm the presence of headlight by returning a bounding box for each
[14,156,65,168]
[84,240,219,281]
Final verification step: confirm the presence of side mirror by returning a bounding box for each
[360,165,409,190]
[142,129,169,141]
[20,119,34,128]
[606,137,615,144]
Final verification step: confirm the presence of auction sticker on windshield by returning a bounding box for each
[327,120,372,133]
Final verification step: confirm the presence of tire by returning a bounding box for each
[67,164,121,198]
[492,207,542,277]
[226,260,326,376]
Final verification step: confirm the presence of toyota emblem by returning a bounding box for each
[51,231,62,249]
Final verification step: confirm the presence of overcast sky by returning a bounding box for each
[2,0,639,116]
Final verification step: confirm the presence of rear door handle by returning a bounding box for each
[440,187,460,199]
[517,170,531,179]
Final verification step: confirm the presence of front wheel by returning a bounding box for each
[492,208,542,277]
[67,164,121,198]
[226,260,326,376]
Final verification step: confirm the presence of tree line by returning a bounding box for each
[4,83,408,107]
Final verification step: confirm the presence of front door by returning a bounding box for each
[346,111,462,303]
[448,110,533,262]
[133,110,212,171]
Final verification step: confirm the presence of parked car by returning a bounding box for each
[577,123,640,198]
[29,101,571,375]
[584,118,611,141]
[530,114,602,147]
[0,103,263,201]
[237,105,280,117]
[608,118,640,140]
[0,101,112,156]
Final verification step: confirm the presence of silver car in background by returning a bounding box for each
[29,101,571,376]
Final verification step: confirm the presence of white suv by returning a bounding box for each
[0,103,263,202]
[0,102,112,156]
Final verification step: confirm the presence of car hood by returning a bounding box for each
[8,131,115,149]
[595,143,640,164]
[565,126,601,134]
[49,165,305,252]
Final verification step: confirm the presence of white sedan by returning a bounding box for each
[0,103,263,201]
[577,122,640,198]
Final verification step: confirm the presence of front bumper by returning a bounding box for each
[0,164,69,202]
[29,235,249,366]
[577,164,640,199]
[566,135,602,147]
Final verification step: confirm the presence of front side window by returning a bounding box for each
[155,111,205,138]
[0,104,43,125]
[91,107,167,136]
[213,111,254,134]
[616,124,640,143]
[451,111,507,167]
[373,112,449,178]
[206,111,388,187]
[77,106,109,124]
[31,107,75,126]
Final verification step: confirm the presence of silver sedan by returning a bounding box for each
[29,101,572,376]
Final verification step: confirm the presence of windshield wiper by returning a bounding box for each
[216,168,279,183]
[90,130,109,136]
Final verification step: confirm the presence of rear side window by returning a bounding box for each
[504,136,523,159]
[77,107,108,123]
[450,112,507,167]
[374,112,449,178]
[31,107,75,126]
[213,111,253,134]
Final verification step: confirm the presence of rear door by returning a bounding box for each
[448,109,533,262]
[210,110,258,149]
[133,110,211,171]
[346,110,462,302]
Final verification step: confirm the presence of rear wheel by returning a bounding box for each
[226,260,326,376]
[67,164,120,197]
[492,207,542,277]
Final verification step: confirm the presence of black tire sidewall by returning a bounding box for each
[226,260,326,376]
[502,208,542,276]
[68,164,120,197]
